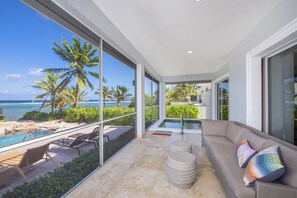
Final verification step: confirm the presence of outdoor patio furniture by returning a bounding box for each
[0,143,57,183]
[201,120,297,198]
[0,168,11,187]
[51,133,96,155]
[166,151,197,189]
[68,126,110,147]
[169,140,192,153]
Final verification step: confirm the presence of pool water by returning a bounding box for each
[0,131,54,148]
[159,119,201,130]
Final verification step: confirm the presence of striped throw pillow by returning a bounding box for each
[243,146,285,187]
[236,140,257,168]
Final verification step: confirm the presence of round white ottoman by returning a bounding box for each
[166,151,197,189]
[169,140,192,153]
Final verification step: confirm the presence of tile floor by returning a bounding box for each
[67,132,226,198]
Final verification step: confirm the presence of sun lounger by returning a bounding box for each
[0,168,10,187]
[68,126,110,147]
[51,133,96,155]
[0,143,57,183]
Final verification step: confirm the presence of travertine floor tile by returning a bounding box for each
[67,132,226,198]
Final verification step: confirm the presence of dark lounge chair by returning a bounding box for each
[51,133,95,155]
[68,127,110,147]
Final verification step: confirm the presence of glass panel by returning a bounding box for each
[217,80,229,120]
[268,46,297,145]
[165,82,211,119]
[102,52,136,120]
[103,114,136,162]
[144,76,152,129]
[0,0,101,196]
[152,81,159,121]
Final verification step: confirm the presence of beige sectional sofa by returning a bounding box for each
[201,120,297,198]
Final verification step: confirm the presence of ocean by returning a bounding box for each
[0,100,131,120]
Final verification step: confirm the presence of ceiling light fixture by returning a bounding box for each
[195,0,201,2]
[188,51,193,54]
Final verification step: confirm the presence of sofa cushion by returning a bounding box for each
[202,120,229,136]
[238,130,266,151]
[243,146,285,187]
[226,123,245,144]
[236,140,257,168]
[203,135,234,146]
[217,156,256,198]
[262,139,297,187]
[208,141,236,160]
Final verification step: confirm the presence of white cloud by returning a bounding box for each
[27,68,43,77]
[0,73,22,80]
[0,90,21,94]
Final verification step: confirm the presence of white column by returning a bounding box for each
[159,81,166,120]
[136,64,145,138]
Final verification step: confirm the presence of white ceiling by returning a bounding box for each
[93,0,281,76]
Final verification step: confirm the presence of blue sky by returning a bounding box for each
[0,0,135,100]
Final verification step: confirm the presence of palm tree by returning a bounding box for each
[95,86,112,107]
[111,85,132,107]
[30,72,62,113]
[44,37,99,108]
[57,86,89,109]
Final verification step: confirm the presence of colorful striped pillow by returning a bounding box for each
[236,140,257,168]
[243,146,285,187]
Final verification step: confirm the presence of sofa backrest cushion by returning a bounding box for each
[238,129,266,151]
[201,120,229,136]
[226,123,246,144]
[262,139,297,187]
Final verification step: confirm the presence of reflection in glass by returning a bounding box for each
[267,45,297,145]
[217,80,229,120]
[103,114,136,162]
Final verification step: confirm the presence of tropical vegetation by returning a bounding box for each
[0,107,5,120]
[29,72,64,113]
[43,37,99,108]
[166,84,197,104]
[28,37,133,112]
[95,86,112,107]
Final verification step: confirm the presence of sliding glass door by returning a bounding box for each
[267,45,297,145]
[217,79,229,120]
[144,73,159,129]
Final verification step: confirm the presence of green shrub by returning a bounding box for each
[3,129,135,198]
[64,107,99,123]
[20,111,65,121]
[166,105,199,119]
[20,107,136,125]
[220,105,228,120]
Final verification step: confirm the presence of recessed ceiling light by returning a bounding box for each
[195,0,201,2]
[188,51,193,54]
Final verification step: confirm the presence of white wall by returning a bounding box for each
[224,0,297,124]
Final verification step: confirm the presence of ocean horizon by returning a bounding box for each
[0,100,131,120]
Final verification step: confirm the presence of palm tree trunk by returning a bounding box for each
[75,83,79,108]
[51,94,55,113]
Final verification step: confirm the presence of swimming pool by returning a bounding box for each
[158,119,201,130]
[0,131,54,148]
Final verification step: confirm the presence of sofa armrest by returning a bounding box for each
[201,120,229,137]
[256,181,297,198]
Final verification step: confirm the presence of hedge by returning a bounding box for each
[20,107,135,125]
[166,105,199,119]
[3,129,135,198]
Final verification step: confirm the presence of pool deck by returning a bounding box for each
[0,124,131,196]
